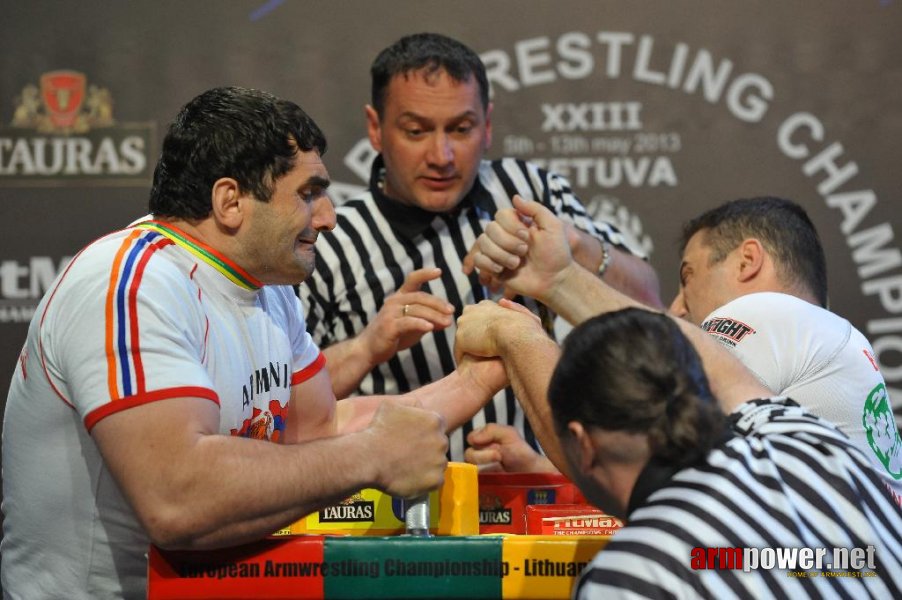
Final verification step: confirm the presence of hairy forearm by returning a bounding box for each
[542,264,770,413]
[323,337,373,399]
[495,326,572,478]
[409,367,498,431]
[543,263,640,325]
[130,430,377,550]
[568,229,663,309]
[336,368,497,435]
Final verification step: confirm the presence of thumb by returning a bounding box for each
[498,298,542,322]
[466,426,491,445]
[512,195,557,230]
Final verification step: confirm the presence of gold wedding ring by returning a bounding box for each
[403,304,410,316]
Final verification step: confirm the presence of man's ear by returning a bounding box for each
[365,105,383,153]
[567,421,598,475]
[737,238,765,283]
[211,177,243,229]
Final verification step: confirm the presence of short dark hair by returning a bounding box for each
[370,32,490,118]
[149,86,327,219]
[680,196,828,307]
[548,308,725,467]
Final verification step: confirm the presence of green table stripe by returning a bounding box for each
[323,536,503,599]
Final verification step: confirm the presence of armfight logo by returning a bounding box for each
[1,70,153,185]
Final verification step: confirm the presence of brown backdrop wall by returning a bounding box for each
[2,0,901,440]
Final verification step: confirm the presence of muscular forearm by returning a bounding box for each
[110,425,378,551]
[542,263,639,326]
[569,228,662,309]
[323,337,374,399]
[336,367,500,435]
[178,433,376,548]
[542,264,770,413]
[408,366,500,431]
[496,328,572,478]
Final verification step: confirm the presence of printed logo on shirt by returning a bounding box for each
[700,316,756,347]
[1,70,153,185]
[862,383,902,479]
[230,400,288,443]
[242,362,291,408]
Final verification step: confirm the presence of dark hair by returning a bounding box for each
[149,86,327,219]
[680,196,828,307]
[548,308,725,467]
[370,32,490,118]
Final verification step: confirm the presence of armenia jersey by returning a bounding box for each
[2,220,324,599]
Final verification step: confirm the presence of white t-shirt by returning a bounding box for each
[1,221,324,599]
[701,292,902,502]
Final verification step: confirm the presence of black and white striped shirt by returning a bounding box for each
[301,156,643,461]
[574,398,902,599]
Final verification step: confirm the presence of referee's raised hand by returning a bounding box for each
[361,267,455,365]
[318,266,456,400]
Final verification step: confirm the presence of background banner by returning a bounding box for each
[2,0,900,442]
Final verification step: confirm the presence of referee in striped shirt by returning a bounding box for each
[454,202,902,598]
[300,33,660,462]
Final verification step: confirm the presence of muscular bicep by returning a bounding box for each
[284,368,338,444]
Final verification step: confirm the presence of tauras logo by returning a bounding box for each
[479,508,512,524]
[319,500,375,523]
[0,136,148,177]
[1,70,153,185]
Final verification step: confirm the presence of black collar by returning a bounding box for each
[625,422,736,517]
[625,456,684,518]
[369,154,496,240]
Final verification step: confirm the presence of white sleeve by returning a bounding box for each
[42,244,215,430]
[700,293,892,460]
[699,293,793,395]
